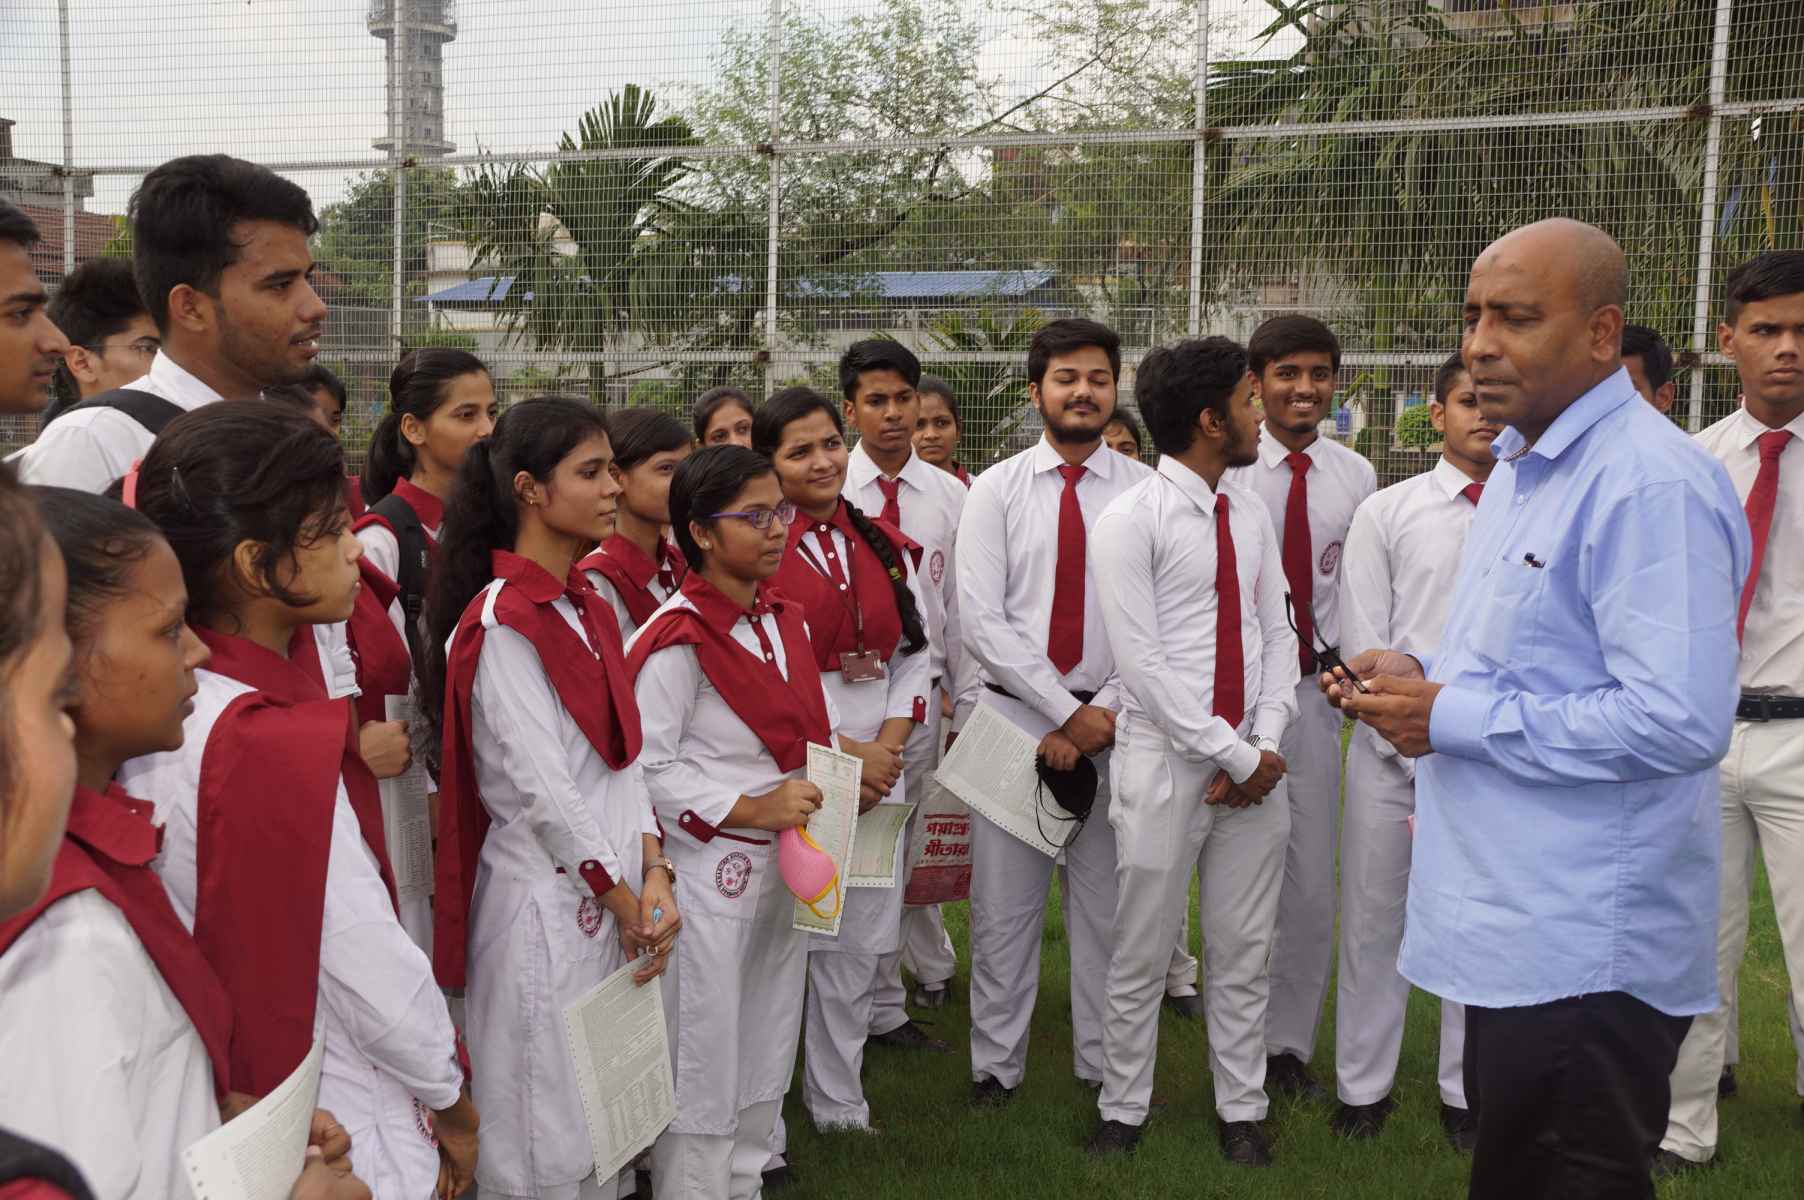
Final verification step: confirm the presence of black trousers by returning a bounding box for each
[1464,991,1691,1200]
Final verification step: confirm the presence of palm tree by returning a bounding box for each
[922,307,1049,467]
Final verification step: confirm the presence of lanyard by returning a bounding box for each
[795,527,865,652]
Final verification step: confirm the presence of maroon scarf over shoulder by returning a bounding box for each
[773,500,919,670]
[0,785,233,1101]
[578,534,687,628]
[434,551,644,988]
[625,573,832,772]
[346,558,413,727]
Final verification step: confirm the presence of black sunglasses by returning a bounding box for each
[1284,593,1369,694]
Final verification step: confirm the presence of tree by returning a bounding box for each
[921,306,1047,467]
[315,169,463,315]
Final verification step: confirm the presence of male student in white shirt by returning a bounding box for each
[12,154,326,491]
[0,201,71,415]
[839,338,970,1024]
[955,317,1152,1105]
[1089,336,1296,1167]
[1226,314,1377,1099]
[1331,352,1496,1148]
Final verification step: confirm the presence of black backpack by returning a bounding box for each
[0,1127,96,1199]
[368,489,432,672]
[50,387,183,435]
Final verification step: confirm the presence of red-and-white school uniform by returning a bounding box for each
[0,785,232,1199]
[627,575,839,1200]
[435,551,651,1198]
[355,477,444,649]
[579,534,687,637]
[773,499,932,1130]
[118,628,463,1200]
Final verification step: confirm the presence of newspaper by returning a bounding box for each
[932,699,1062,859]
[792,741,861,935]
[846,801,914,888]
[181,1038,323,1200]
[562,960,677,1184]
[382,695,434,898]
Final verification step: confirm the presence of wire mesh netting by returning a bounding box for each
[3,0,1801,482]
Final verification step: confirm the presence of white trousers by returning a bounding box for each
[804,949,883,1129]
[1664,718,1804,1162]
[652,1097,780,1200]
[968,751,1117,1089]
[1335,729,1466,1108]
[871,904,958,1034]
[1168,904,1200,997]
[1266,678,1343,1062]
[1099,726,1289,1123]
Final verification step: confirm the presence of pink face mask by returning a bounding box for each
[778,826,841,920]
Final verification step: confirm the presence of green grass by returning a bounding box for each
[778,870,1804,1199]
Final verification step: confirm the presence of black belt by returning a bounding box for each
[1737,694,1804,722]
[986,682,1096,706]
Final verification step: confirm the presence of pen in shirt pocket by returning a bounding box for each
[1522,552,1547,569]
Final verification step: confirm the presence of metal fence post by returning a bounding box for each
[763,0,783,397]
[390,2,409,356]
[1187,0,1209,338]
[1687,0,1735,433]
[58,0,75,277]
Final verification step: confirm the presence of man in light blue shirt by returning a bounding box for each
[1328,218,1749,1199]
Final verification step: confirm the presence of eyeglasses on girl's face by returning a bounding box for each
[708,500,795,531]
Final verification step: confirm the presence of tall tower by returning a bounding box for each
[369,0,457,157]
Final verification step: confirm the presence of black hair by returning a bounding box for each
[1134,337,1249,457]
[362,347,491,504]
[752,386,925,656]
[0,200,40,251]
[299,364,347,411]
[423,396,610,733]
[132,400,346,627]
[606,406,693,471]
[129,155,319,333]
[1724,250,1804,326]
[1432,352,1471,406]
[30,487,163,646]
[1027,318,1121,387]
[692,386,755,442]
[260,382,318,415]
[1248,314,1341,374]
[0,468,51,806]
[668,445,777,571]
[839,339,922,401]
[1619,325,1675,393]
[916,374,961,429]
[1104,408,1146,455]
[45,258,149,414]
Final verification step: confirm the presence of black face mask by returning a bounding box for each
[1034,753,1098,850]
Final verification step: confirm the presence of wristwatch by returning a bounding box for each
[1246,734,1279,756]
[645,856,677,884]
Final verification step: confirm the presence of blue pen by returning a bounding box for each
[652,905,665,925]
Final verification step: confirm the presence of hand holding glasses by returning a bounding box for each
[1284,592,1369,695]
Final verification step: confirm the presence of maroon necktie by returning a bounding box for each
[1214,493,1245,730]
[876,477,902,528]
[1281,452,1314,675]
[1461,482,1484,506]
[1048,464,1087,674]
[1738,429,1792,641]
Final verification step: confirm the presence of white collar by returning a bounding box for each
[1726,401,1804,451]
[1030,435,1116,479]
[134,351,228,412]
[1255,426,1324,469]
[1155,454,1219,513]
[1429,455,1485,500]
[847,440,935,491]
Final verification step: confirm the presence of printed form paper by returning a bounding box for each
[562,960,677,1185]
[933,699,1063,859]
[382,695,435,898]
[846,801,915,888]
[181,1037,323,1200]
[793,741,861,935]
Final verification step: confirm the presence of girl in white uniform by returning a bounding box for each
[627,447,837,1199]
[579,406,694,636]
[117,401,477,1200]
[423,397,679,1200]
[752,387,932,1131]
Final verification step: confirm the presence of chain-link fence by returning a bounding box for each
[4,0,1801,482]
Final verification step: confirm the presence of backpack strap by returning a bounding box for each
[368,490,431,672]
[53,388,184,435]
[0,1129,96,1199]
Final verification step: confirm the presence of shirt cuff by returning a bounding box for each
[576,858,617,897]
[1222,739,1263,786]
[1427,684,1490,763]
[1041,688,1083,730]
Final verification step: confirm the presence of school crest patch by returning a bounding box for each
[715,851,752,899]
[1318,541,1342,577]
[577,895,605,938]
[414,1098,437,1145]
[928,549,946,587]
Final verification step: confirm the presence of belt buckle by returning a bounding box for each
[1743,695,1772,723]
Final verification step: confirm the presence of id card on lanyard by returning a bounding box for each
[798,528,888,684]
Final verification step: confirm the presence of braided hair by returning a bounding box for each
[753,386,926,657]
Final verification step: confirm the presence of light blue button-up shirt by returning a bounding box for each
[1401,367,1750,1016]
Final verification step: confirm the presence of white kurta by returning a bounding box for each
[0,890,219,1200]
[119,669,464,1200]
[582,569,678,640]
[458,581,659,1197]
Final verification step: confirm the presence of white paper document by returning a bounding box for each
[562,959,677,1185]
[382,694,435,897]
[933,699,1064,859]
[793,741,861,935]
[181,1037,323,1200]
[846,801,914,888]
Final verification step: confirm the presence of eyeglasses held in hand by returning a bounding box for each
[1284,592,1369,695]
[708,500,796,531]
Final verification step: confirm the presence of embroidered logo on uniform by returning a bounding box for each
[715,851,752,898]
[577,896,604,938]
[414,1098,437,1146]
[1318,541,1342,576]
[929,549,946,587]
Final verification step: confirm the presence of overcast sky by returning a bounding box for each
[1,0,1297,214]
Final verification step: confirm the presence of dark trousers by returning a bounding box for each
[1464,991,1691,1200]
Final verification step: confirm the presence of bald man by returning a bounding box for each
[1325,219,1748,1198]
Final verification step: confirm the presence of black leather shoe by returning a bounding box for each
[1265,1053,1329,1103]
[868,1019,951,1053]
[1330,1096,1395,1139]
[1217,1119,1274,1167]
[1163,993,1205,1020]
[1084,1118,1144,1156]
[1719,1064,1738,1098]
[913,982,951,1009]
[761,1163,796,1191]
[971,1076,1016,1108]
[1652,1149,1712,1178]
[1439,1103,1477,1154]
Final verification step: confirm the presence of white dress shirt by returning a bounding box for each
[10,352,226,492]
[955,439,1152,728]
[1093,456,1299,784]
[1695,404,1804,695]
[844,442,969,689]
[1225,429,1377,650]
[0,891,219,1200]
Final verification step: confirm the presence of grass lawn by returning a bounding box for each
[779,863,1804,1198]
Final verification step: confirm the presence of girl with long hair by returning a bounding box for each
[423,397,676,1200]
[577,406,694,634]
[692,386,756,449]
